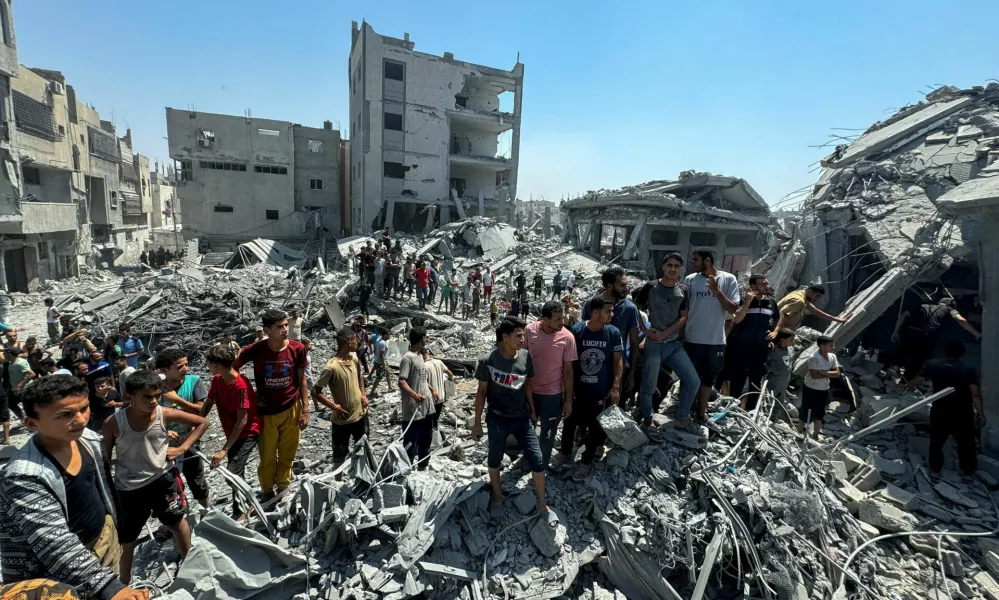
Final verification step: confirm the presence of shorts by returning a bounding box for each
[486,414,544,473]
[117,468,188,544]
[799,386,830,423]
[684,343,726,387]
[484,285,492,296]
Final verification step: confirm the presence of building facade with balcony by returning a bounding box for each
[348,21,523,234]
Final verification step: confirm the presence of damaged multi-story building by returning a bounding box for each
[165,108,342,251]
[562,171,773,278]
[348,21,523,234]
[759,83,999,453]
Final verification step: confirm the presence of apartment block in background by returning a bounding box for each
[166,108,341,251]
[348,21,523,234]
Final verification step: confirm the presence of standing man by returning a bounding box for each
[449,269,461,316]
[566,271,577,295]
[472,318,555,522]
[402,257,416,300]
[386,251,401,300]
[533,271,544,301]
[472,277,482,317]
[482,268,493,302]
[414,261,431,311]
[374,252,386,296]
[367,329,394,396]
[799,336,839,440]
[398,327,436,470]
[773,284,851,335]
[683,250,740,423]
[524,301,577,469]
[44,298,60,345]
[287,309,304,341]
[117,324,145,369]
[892,298,981,382]
[235,308,309,501]
[363,247,377,288]
[438,271,453,314]
[562,297,622,477]
[551,269,564,300]
[515,270,527,300]
[313,325,369,471]
[157,348,211,508]
[358,278,372,318]
[908,342,984,480]
[639,253,700,436]
[582,267,641,401]
[427,260,439,306]
[423,349,453,433]
[727,276,778,410]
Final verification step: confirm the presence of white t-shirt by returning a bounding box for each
[483,272,493,286]
[46,307,58,324]
[567,274,576,288]
[683,271,741,345]
[804,351,839,391]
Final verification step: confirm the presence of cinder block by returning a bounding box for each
[379,505,409,524]
[879,483,918,511]
[373,483,406,511]
[858,499,918,533]
[851,466,882,492]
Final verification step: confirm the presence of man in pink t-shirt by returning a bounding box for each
[523,300,578,469]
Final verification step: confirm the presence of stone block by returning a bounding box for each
[879,483,918,511]
[829,461,849,482]
[979,469,999,489]
[984,551,999,581]
[979,455,999,481]
[372,483,406,511]
[379,506,409,524]
[858,499,919,533]
[909,535,963,577]
[596,406,648,451]
[530,518,567,558]
[837,480,866,513]
[916,503,953,523]
[514,491,537,516]
[837,449,865,473]
[851,466,882,492]
[874,455,907,477]
[857,521,880,538]
[660,427,707,450]
[934,481,978,508]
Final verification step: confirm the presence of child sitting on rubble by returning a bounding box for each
[201,344,262,521]
[798,335,840,441]
[766,328,795,403]
[0,375,151,600]
[103,370,209,585]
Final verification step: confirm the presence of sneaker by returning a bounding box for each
[695,416,722,434]
[642,423,664,443]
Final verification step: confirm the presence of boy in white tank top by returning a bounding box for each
[102,370,209,585]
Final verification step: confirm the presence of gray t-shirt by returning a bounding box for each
[767,346,792,387]
[683,271,740,345]
[475,347,535,419]
[399,352,435,421]
[647,282,689,341]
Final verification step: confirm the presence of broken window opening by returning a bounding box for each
[384,112,403,131]
[650,229,679,246]
[21,166,40,185]
[197,129,215,148]
[201,161,247,172]
[110,191,118,208]
[689,232,718,247]
[308,139,324,153]
[175,159,193,182]
[450,177,466,197]
[72,146,80,171]
[265,209,279,220]
[724,233,753,248]
[310,178,324,190]
[455,96,468,108]
[384,161,408,179]
[0,2,10,46]
[125,230,133,241]
[214,205,234,213]
[383,61,404,82]
[254,165,288,175]
[37,242,49,260]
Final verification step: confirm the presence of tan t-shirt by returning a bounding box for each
[778,289,808,330]
[315,355,364,425]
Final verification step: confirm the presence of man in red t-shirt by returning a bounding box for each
[203,343,263,520]
[234,308,309,499]
[414,261,431,311]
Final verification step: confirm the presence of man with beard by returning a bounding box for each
[523,301,577,469]
[683,250,740,424]
[727,275,778,410]
[581,267,640,400]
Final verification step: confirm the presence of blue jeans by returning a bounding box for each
[534,392,563,468]
[640,339,699,424]
[417,285,428,309]
[486,413,544,472]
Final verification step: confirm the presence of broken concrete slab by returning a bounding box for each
[79,289,126,312]
[380,506,409,524]
[879,483,918,511]
[514,491,538,516]
[596,406,648,451]
[934,481,978,508]
[857,499,919,533]
[419,561,477,581]
[975,572,999,600]
[530,518,567,558]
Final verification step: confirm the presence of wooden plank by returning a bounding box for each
[690,529,724,600]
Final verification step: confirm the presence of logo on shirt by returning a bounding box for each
[579,348,606,384]
[488,366,527,390]
[263,360,293,388]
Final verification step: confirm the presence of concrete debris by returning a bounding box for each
[596,406,648,451]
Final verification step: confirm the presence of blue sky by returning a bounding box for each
[14,0,998,209]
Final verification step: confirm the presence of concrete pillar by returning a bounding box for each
[821,207,852,315]
[508,63,524,207]
[439,199,450,226]
[543,206,551,240]
[979,213,999,455]
[589,222,602,255]
[478,190,485,217]
[516,211,522,230]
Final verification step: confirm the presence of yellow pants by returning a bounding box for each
[258,402,301,493]
[85,514,121,572]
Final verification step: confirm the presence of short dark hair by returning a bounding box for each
[409,326,427,346]
[633,282,655,308]
[806,284,826,295]
[114,355,127,364]
[205,344,237,368]
[693,249,714,264]
[155,347,187,370]
[495,317,526,343]
[775,328,795,342]
[44,298,54,305]
[124,370,162,396]
[118,323,131,332]
[541,301,563,319]
[40,358,56,368]
[749,275,765,287]
[944,341,965,359]
[663,252,683,265]
[588,295,614,313]
[816,335,834,347]
[72,360,88,373]
[23,375,88,419]
[601,267,625,288]
[93,376,112,388]
[261,308,288,328]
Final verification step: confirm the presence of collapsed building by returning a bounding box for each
[757,83,999,454]
[562,171,774,279]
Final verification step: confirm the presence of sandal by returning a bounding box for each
[544,509,560,528]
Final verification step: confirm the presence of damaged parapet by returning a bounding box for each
[562,171,774,278]
[765,84,999,353]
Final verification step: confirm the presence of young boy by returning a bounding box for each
[766,328,795,402]
[799,335,839,440]
[103,370,208,585]
[88,376,123,432]
[115,356,135,398]
[44,298,61,345]
[302,338,314,391]
[0,375,151,600]
[156,348,210,508]
[313,326,369,471]
[202,345,262,521]
[489,298,499,327]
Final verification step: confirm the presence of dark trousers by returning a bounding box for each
[560,396,607,464]
[359,296,369,316]
[901,331,934,381]
[551,286,562,300]
[929,406,977,475]
[331,416,368,463]
[227,436,258,519]
[179,445,209,502]
[0,390,22,423]
[727,343,769,410]
[357,350,370,374]
[404,415,434,470]
[385,274,396,297]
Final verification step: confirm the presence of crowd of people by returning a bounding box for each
[0,236,986,599]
